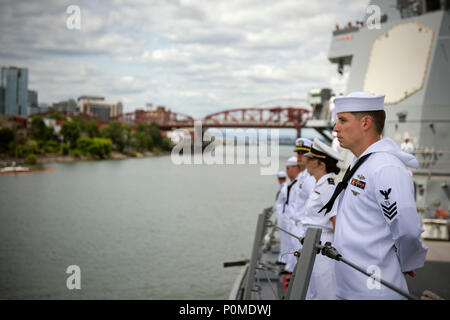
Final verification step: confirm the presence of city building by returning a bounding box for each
[0,88,4,114]
[0,66,28,116]
[77,96,123,123]
[28,90,38,108]
[37,103,51,114]
[51,99,77,113]
[27,90,39,115]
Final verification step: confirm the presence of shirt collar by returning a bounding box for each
[351,138,384,166]
[316,172,333,187]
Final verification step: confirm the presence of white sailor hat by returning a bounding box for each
[304,138,343,162]
[276,171,287,178]
[334,92,385,114]
[294,137,313,153]
[285,156,298,166]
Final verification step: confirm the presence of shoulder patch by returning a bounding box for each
[327,178,335,185]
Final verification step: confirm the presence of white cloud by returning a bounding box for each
[0,0,369,118]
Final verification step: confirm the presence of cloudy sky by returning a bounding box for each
[0,0,369,118]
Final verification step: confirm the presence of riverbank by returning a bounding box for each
[0,150,171,167]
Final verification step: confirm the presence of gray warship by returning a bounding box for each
[227,0,450,300]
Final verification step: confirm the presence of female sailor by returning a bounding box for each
[299,137,343,300]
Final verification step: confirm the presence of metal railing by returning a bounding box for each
[278,226,419,300]
[235,213,420,300]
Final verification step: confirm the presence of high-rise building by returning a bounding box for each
[0,88,4,114]
[27,90,39,115]
[28,90,38,107]
[77,96,123,123]
[0,66,28,116]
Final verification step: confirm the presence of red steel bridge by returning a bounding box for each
[110,106,313,136]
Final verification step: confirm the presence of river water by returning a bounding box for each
[0,145,294,299]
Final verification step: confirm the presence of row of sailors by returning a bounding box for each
[274,92,428,300]
[275,137,340,299]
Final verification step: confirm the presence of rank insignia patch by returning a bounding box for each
[381,202,397,220]
[327,178,335,185]
[350,178,366,190]
[357,174,366,180]
[351,190,359,196]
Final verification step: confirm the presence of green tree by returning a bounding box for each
[135,123,147,133]
[88,138,112,158]
[43,140,60,153]
[76,137,112,158]
[101,121,130,152]
[61,143,70,155]
[15,143,32,158]
[149,122,163,147]
[0,127,14,153]
[49,112,67,121]
[161,137,172,151]
[61,121,81,147]
[86,120,100,138]
[72,115,87,133]
[76,137,92,154]
[30,116,48,140]
[29,116,57,141]
[45,125,57,141]
[131,131,153,152]
[26,139,40,154]
[146,134,154,151]
[25,154,37,165]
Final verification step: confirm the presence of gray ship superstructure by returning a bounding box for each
[328,0,450,237]
[228,1,450,301]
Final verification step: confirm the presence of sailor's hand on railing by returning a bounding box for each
[403,270,416,278]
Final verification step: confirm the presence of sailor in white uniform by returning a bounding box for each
[275,171,288,264]
[300,138,343,300]
[400,133,415,154]
[284,138,315,273]
[322,92,428,300]
[280,156,302,273]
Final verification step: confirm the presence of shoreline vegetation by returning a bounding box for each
[0,112,173,167]
[0,150,171,167]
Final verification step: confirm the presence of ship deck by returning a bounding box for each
[236,237,450,300]
[406,240,450,299]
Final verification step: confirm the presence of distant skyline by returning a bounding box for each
[0,0,369,118]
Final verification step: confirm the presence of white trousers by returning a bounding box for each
[278,216,291,263]
[306,229,336,300]
[285,221,304,272]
